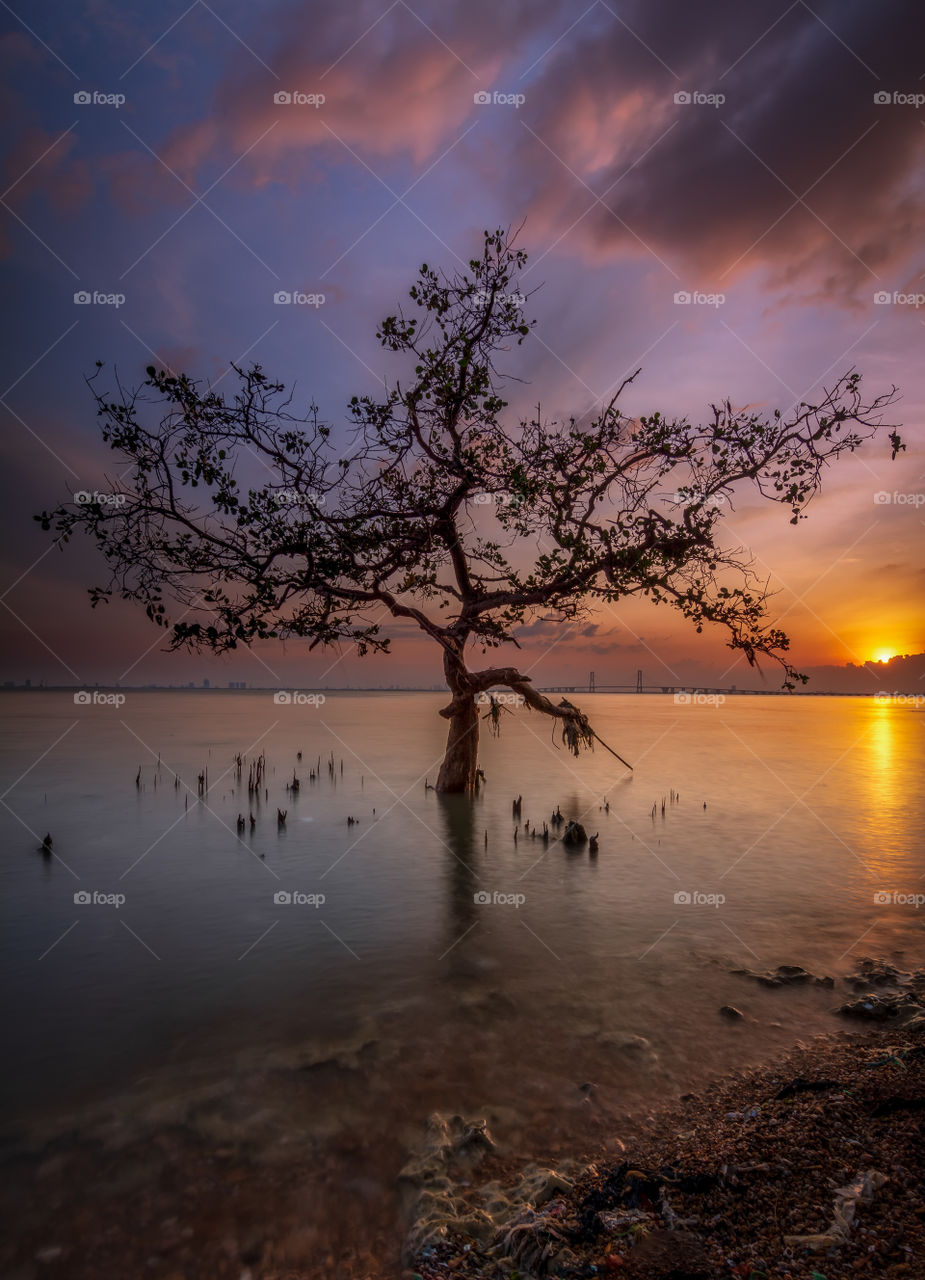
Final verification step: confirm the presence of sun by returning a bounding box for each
[871,647,897,664]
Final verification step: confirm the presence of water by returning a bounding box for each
[1,691,923,1257]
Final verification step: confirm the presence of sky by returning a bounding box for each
[0,0,923,692]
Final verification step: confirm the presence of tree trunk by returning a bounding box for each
[435,693,479,793]
[435,644,480,794]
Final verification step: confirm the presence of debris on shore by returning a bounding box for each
[408,973,925,1280]
[731,963,835,989]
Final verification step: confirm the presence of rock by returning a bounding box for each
[776,964,814,984]
[620,1228,711,1278]
[846,957,907,988]
[719,1005,744,1020]
[836,993,922,1024]
[598,1031,653,1057]
[562,820,588,846]
[732,964,834,989]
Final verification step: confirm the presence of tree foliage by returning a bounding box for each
[38,229,902,790]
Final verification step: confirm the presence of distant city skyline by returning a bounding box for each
[3,648,924,696]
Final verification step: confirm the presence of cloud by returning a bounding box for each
[502,0,925,301]
[159,0,542,185]
[150,0,925,308]
[0,122,93,223]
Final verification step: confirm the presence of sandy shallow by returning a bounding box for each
[1,963,922,1280]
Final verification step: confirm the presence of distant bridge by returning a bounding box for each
[536,668,770,695]
[536,684,762,695]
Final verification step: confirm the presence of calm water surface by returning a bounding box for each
[1,691,923,1167]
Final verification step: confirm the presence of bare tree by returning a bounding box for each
[38,230,901,792]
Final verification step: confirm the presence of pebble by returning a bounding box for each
[720,1005,744,1020]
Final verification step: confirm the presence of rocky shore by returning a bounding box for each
[407,963,925,1280]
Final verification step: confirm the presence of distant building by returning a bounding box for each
[203,678,210,689]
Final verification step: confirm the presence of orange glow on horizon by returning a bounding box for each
[871,647,898,664]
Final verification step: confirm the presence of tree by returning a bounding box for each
[38,230,901,793]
